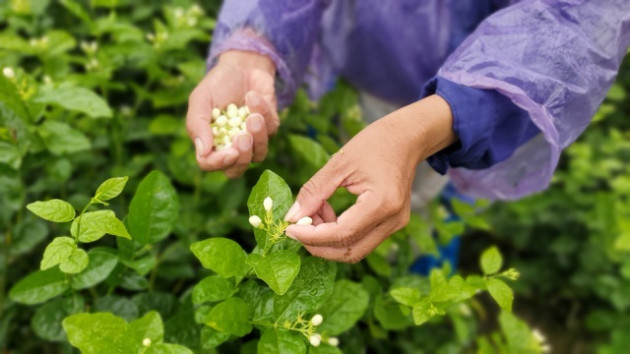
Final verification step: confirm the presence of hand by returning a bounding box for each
[186,50,279,178]
[284,95,456,263]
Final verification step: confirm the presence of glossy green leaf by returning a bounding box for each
[288,134,329,169]
[486,278,513,312]
[247,251,301,295]
[319,280,369,335]
[390,287,421,307]
[481,246,503,275]
[63,313,128,354]
[247,170,293,248]
[274,257,336,322]
[258,330,306,354]
[200,326,231,349]
[128,311,164,349]
[9,267,69,305]
[127,171,179,245]
[192,275,235,305]
[59,247,89,274]
[72,210,131,242]
[190,238,247,278]
[35,84,112,118]
[94,176,129,202]
[27,199,76,222]
[204,297,252,337]
[72,248,119,289]
[38,121,91,156]
[146,343,194,354]
[41,236,76,270]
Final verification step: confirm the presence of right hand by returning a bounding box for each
[186,50,279,178]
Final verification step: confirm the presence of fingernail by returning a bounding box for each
[248,91,259,106]
[249,115,263,132]
[237,134,252,150]
[284,201,300,221]
[195,138,205,157]
[223,152,238,165]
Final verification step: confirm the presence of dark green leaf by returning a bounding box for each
[72,248,118,289]
[319,280,369,335]
[247,170,293,248]
[204,297,252,337]
[32,296,85,342]
[192,275,235,305]
[258,330,306,354]
[35,84,112,118]
[190,238,247,278]
[127,171,179,245]
[247,251,301,295]
[38,121,91,156]
[9,267,69,305]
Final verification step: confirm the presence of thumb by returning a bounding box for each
[284,157,345,222]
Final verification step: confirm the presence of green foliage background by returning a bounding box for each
[0,0,628,353]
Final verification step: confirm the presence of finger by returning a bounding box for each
[224,133,253,178]
[284,158,345,223]
[303,221,393,264]
[246,90,279,135]
[312,214,325,225]
[196,147,239,171]
[246,113,268,162]
[318,201,337,223]
[285,191,387,247]
[186,88,214,158]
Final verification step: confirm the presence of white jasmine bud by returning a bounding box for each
[174,8,184,18]
[142,338,151,346]
[227,103,238,117]
[240,122,247,131]
[187,17,197,27]
[212,107,221,119]
[297,216,313,226]
[212,126,220,136]
[238,106,249,119]
[215,115,228,126]
[228,117,242,127]
[2,67,15,79]
[328,337,339,347]
[222,135,231,147]
[309,334,321,347]
[263,197,273,212]
[229,128,241,138]
[310,314,323,326]
[249,215,262,228]
[146,33,155,41]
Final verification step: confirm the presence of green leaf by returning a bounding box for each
[412,300,438,326]
[59,248,89,274]
[247,251,301,295]
[38,121,91,156]
[374,295,412,330]
[0,141,21,169]
[247,170,293,248]
[480,246,503,275]
[128,311,164,349]
[288,134,329,169]
[486,278,513,312]
[72,210,131,242]
[146,343,194,354]
[9,267,69,305]
[35,84,112,118]
[93,295,138,322]
[72,248,119,289]
[94,176,129,202]
[63,313,128,354]
[190,238,247,278]
[390,287,421,307]
[27,199,76,222]
[366,253,392,277]
[615,233,630,251]
[127,171,179,245]
[319,280,369,335]
[204,298,252,337]
[274,257,336,322]
[41,236,76,270]
[192,276,235,305]
[310,345,343,354]
[31,295,85,342]
[258,330,306,354]
[200,326,230,349]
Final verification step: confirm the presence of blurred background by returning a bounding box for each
[1,1,629,353]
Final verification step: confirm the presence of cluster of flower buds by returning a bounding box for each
[210,103,250,151]
[307,314,338,347]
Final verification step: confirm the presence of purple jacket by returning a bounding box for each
[208,0,630,200]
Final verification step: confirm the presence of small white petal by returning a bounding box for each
[215,115,228,126]
[142,338,151,347]
[227,103,238,117]
[263,197,273,212]
[328,337,339,347]
[309,334,321,347]
[297,216,313,226]
[212,107,221,119]
[249,215,262,228]
[310,314,323,326]
[228,117,242,127]
[2,67,15,79]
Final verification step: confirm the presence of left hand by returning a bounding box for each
[284,95,456,263]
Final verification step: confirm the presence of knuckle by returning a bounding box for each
[300,179,322,199]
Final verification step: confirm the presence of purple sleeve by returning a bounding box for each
[423,76,539,174]
[436,0,630,200]
[208,0,330,108]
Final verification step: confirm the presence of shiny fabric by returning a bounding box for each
[208,0,630,200]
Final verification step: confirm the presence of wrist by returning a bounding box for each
[389,94,457,165]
